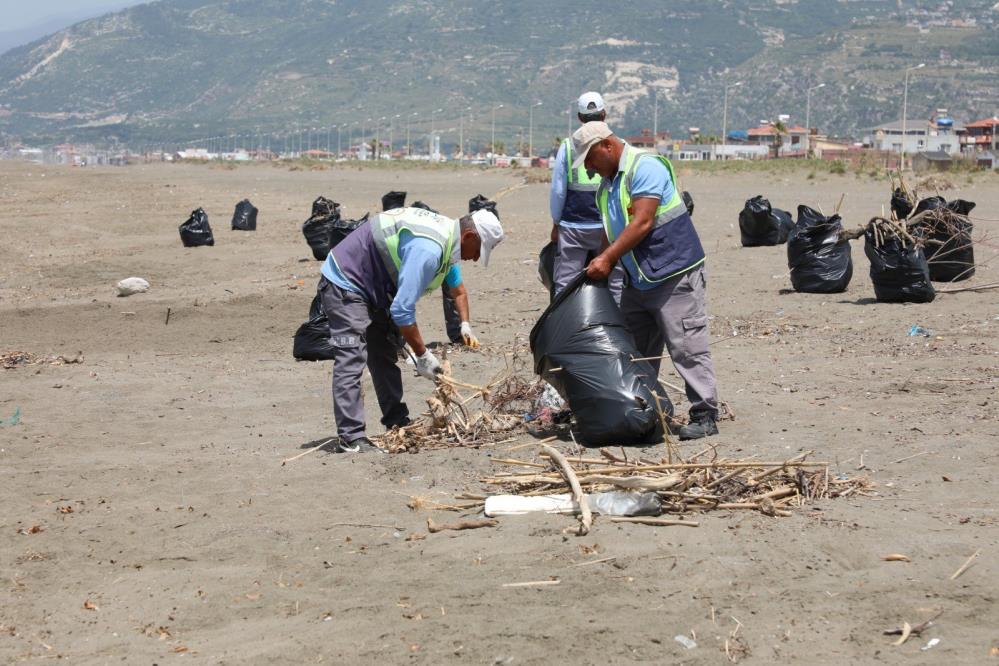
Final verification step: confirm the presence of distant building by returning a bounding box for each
[745,122,810,157]
[869,111,963,156]
[960,116,999,155]
[623,129,671,150]
[912,150,953,174]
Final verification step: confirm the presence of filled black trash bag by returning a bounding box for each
[468,193,499,218]
[538,241,556,297]
[682,190,695,217]
[230,199,258,231]
[179,207,214,247]
[302,197,341,260]
[329,212,368,250]
[530,274,672,445]
[787,206,853,293]
[381,191,406,211]
[908,197,975,282]
[890,188,914,221]
[411,200,439,213]
[739,195,793,246]
[293,295,336,361]
[864,228,935,303]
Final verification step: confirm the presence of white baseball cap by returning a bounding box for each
[470,209,504,267]
[577,91,605,115]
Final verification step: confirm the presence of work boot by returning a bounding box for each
[336,436,385,454]
[678,412,718,441]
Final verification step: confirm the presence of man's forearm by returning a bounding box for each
[450,283,471,322]
[398,324,427,356]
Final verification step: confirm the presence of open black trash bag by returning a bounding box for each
[530,274,672,445]
[179,207,214,247]
[787,206,853,293]
[864,228,935,303]
[538,241,556,298]
[302,197,341,260]
[381,191,406,211]
[230,199,258,231]
[890,188,914,221]
[739,195,793,246]
[468,194,499,218]
[908,197,975,282]
[293,295,336,361]
[329,212,368,250]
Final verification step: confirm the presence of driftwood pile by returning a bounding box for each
[377,351,541,453]
[478,444,871,534]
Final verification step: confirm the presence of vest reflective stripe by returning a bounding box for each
[564,138,602,190]
[370,209,459,292]
[597,145,704,285]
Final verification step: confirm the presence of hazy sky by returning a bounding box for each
[0,0,147,31]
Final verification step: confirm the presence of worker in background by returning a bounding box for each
[573,121,719,440]
[548,91,624,302]
[317,207,503,452]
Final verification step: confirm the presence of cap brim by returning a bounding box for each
[479,241,492,267]
[571,142,594,169]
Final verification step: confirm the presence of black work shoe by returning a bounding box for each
[678,415,719,441]
[336,436,385,454]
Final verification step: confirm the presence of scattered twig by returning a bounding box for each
[426,517,498,533]
[541,444,592,536]
[610,517,700,527]
[281,438,335,466]
[949,549,980,580]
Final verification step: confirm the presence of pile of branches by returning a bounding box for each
[377,351,541,453]
[480,445,871,534]
[1,351,84,370]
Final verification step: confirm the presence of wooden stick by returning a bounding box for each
[281,438,335,465]
[489,460,829,481]
[610,517,700,527]
[938,280,999,294]
[438,375,488,393]
[504,435,558,452]
[489,457,547,468]
[746,451,813,486]
[426,517,498,533]
[327,522,404,530]
[541,444,592,536]
[501,580,560,588]
[568,556,617,568]
[891,450,931,464]
[949,549,980,580]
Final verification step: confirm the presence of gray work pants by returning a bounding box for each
[619,265,718,417]
[318,277,409,442]
[553,225,623,304]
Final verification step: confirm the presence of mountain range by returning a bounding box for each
[0,0,997,148]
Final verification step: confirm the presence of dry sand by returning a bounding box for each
[1,160,998,664]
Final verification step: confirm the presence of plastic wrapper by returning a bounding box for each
[787,205,852,293]
[864,228,935,303]
[231,199,258,231]
[179,207,214,247]
[530,274,671,445]
[739,195,793,246]
[538,241,556,297]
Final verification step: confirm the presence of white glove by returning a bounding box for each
[460,321,480,349]
[415,350,442,381]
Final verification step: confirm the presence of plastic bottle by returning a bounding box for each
[588,491,661,517]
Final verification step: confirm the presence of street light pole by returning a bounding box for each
[491,104,504,163]
[529,101,542,159]
[722,81,742,160]
[901,63,925,171]
[429,108,442,159]
[805,83,825,157]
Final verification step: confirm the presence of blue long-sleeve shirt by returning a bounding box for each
[549,141,603,230]
[322,232,462,326]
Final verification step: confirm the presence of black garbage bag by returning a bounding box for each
[908,197,975,282]
[329,212,368,250]
[890,188,914,221]
[410,200,439,213]
[302,196,341,260]
[293,295,336,361]
[538,241,556,297]
[864,228,935,303]
[179,207,214,247]
[739,195,793,246]
[787,206,853,293]
[230,199,258,231]
[530,274,672,445]
[381,191,406,211]
[468,193,499,218]
[682,190,695,217]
